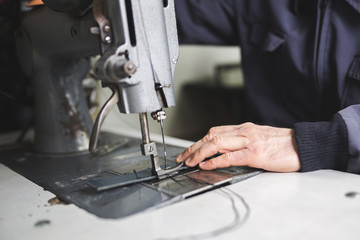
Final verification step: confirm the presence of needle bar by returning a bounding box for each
[159,118,167,169]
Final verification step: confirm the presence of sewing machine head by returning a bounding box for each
[92,0,178,114]
[15,0,180,178]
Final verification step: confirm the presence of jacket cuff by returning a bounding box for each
[294,114,350,172]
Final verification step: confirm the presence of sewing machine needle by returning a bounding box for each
[159,118,167,169]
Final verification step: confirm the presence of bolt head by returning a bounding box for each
[103,25,111,33]
[124,62,136,75]
[104,35,111,44]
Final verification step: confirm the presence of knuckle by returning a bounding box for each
[203,132,213,142]
[207,126,219,136]
[210,135,223,145]
[242,122,254,128]
[184,146,192,154]
[209,158,221,169]
[242,122,257,132]
[206,159,216,168]
[193,149,203,161]
[219,153,232,168]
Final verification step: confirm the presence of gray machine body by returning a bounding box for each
[15,0,179,154]
[95,0,178,113]
[16,7,99,154]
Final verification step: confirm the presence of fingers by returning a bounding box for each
[176,136,210,163]
[180,135,249,167]
[199,150,250,170]
[176,125,242,163]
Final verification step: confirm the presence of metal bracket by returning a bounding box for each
[140,133,183,177]
[93,0,112,54]
[151,154,183,178]
[89,85,119,153]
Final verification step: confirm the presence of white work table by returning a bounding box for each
[1,161,359,240]
[0,118,359,240]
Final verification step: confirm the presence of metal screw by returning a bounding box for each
[127,63,134,71]
[151,110,166,122]
[124,62,136,75]
[104,35,111,44]
[103,25,111,33]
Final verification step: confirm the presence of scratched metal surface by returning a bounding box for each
[0,132,261,219]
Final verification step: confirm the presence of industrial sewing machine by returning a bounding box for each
[0,0,260,218]
[16,0,181,175]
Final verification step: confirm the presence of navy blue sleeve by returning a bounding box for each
[174,0,238,45]
[339,105,360,173]
[294,113,350,172]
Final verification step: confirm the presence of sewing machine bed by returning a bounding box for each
[0,132,261,219]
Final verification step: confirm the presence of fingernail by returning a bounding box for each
[176,155,183,163]
[185,159,191,166]
[199,162,205,168]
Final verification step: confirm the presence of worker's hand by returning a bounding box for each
[176,123,301,172]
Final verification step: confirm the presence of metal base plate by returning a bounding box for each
[0,132,261,219]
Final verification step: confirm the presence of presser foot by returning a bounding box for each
[151,156,184,181]
[143,141,183,178]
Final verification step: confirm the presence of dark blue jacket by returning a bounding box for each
[175,0,360,173]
